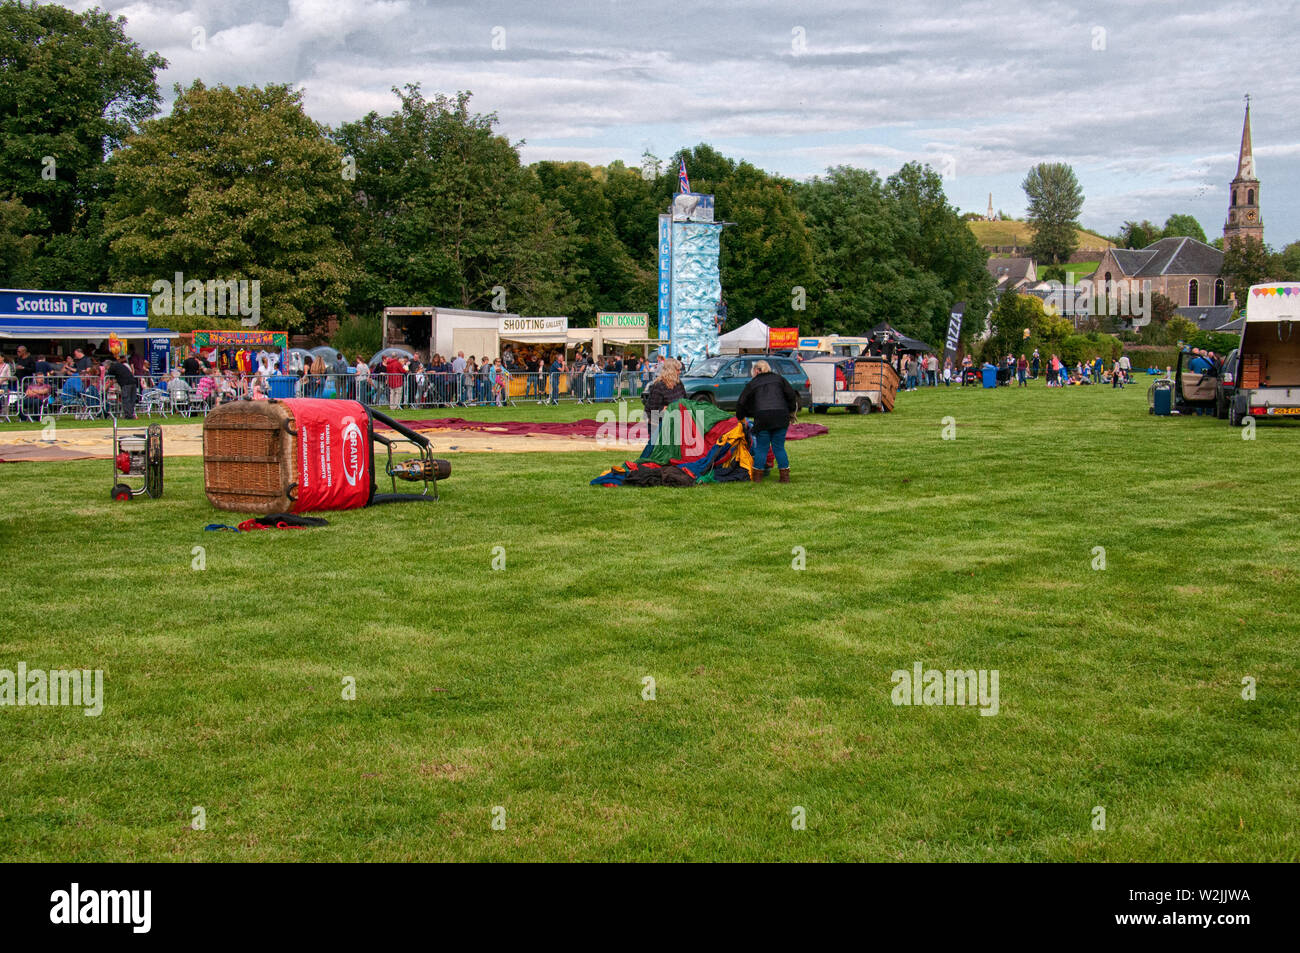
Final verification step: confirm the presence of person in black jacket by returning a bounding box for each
[735,360,798,483]
[104,356,138,419]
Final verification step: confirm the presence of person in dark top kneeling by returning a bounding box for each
[736,359,798,483]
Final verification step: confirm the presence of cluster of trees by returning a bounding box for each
[980,288,1121,366]
[1116,214,1208,248]
[1220,235,1300,305]
[0,1,993,349]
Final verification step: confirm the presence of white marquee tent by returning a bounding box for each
[717,317,771,353]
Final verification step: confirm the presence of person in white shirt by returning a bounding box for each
[167,369,189,397]
[450,351,468,405]
[354,355,370,401]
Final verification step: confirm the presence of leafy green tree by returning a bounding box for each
[1166,314,1199,343]
[1271,240,1300,282]
[796,166,901,336]
[885,162,994,344]
[1148,291,1179,327]
[797,163,990,347]
[989,290,1120,365]
[0,194,36,282]
[598,159,660,314]
[331,315,382,360]
[0,0,165,288]
[1161,214,1207,243]
[714,161,817,329]
[602,159,660,258]
[334,86,582,321]
[1186,329,1238,354]
[1022,163,1083,264]
[1120,219,1160,249]
[532,160,647,325]
[103,82,357,332]
[1221,235,1273,305]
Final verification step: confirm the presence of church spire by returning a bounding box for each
[1224,94,1262,247]
[1238,95,1256,180]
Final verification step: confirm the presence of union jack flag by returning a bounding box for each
[678,158,690,194]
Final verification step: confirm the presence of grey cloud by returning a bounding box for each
[57,0,1300,241]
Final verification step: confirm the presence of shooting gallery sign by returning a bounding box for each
[499,316,568,335]
[193,329,288,349]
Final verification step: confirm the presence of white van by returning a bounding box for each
[793,335,874,358]
[1226,282,1300,425]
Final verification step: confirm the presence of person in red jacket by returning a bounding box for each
[383,355,406,410]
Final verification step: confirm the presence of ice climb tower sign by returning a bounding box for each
[658,164,727,365]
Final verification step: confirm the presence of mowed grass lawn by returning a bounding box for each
[1,381,1297,862]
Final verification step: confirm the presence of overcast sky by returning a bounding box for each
[62,0,1300,245]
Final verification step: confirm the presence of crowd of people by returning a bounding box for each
[0,343,656,421]
[0,344,317,421]
[2,332,1166,432]
[891,347,1138,390]
[350,347,657,409]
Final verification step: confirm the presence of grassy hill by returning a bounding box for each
[970,219,1115,253]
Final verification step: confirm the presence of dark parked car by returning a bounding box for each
[1172,347,1224,416]
[1215,348,1239,420]
[682,355,811,410]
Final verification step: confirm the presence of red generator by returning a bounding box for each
[202,398,450,513]
[110,420,163,501]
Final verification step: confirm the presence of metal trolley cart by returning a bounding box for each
[110,419,163,501]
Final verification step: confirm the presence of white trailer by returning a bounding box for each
[802,354,899,414]
[1227,282,1300,425]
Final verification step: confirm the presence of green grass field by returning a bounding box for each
[2,383,1297,861]
[1063,261,1099,282]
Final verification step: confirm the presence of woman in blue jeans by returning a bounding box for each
[735,359,799,483]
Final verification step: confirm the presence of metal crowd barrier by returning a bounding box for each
[1,368,654,422]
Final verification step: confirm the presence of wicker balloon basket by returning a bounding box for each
[202,397,449,514]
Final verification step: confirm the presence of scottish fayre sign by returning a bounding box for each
[0,289,150,333]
